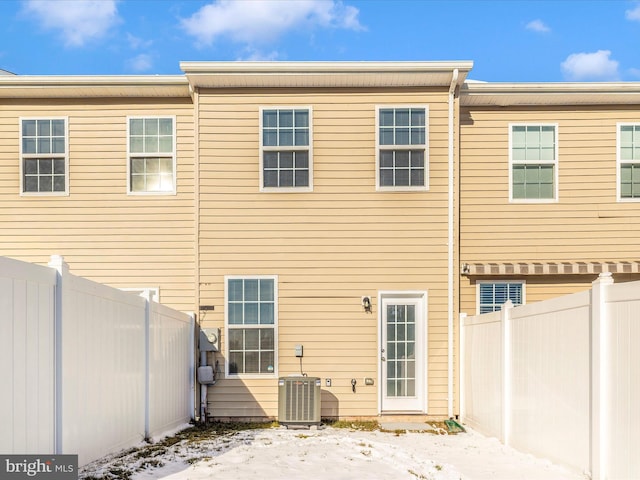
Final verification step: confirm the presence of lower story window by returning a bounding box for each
[226,276,277,375]
[263,151,309,187]
[379,150,425,187]
[130,157,174,193]
[23,158,66,192]
[479,282,524,314]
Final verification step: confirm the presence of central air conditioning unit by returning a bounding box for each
[278,376,321,426]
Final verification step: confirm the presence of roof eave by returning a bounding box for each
[180,61,474,89]
[0,75,190,98]
[461,82,640,106]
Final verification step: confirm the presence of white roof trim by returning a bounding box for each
[461,82,640,106]
[181,61,473,89]
[0,75,190,98]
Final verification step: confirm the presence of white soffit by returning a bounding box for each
[461,82,640,106]
[0,76,190,98]
[181,61,473,89]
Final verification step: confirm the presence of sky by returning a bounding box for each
[0,0,639,82]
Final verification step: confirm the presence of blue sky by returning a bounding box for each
[1,0,639,82]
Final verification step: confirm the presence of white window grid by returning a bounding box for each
[225,275,279,378]
[376,105,429,191]
[508,123,559,203]
[127,116,176,195]
[19,117,69,196]
[259,107,313,192]
[617,123,640,202]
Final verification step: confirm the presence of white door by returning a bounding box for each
[380,293,426,412]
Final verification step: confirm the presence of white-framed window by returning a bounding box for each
[127,116,176,194]
[376,106,428,191]
[477,281,525,314]
[617,123,640,201]
[260,107,312,192]
[20,118,68,195]
[225,276,278,377]
[509,124,558,202]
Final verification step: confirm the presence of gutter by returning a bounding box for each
[447,69,459,419]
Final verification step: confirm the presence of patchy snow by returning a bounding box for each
[80,425,587,480]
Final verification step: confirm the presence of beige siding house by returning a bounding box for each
[459,83,640,319]
[183,62,472,419]
[3,62,640,421]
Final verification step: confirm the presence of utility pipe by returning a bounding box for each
[200,350,208,422]
[447,69,459,419]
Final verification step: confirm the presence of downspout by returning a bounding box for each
[192,83,203,421]
[447,69,459,419]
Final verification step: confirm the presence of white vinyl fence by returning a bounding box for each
[461,273,640,480]
[0,255,195,466]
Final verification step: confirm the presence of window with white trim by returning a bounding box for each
[618,124,640,200]
[510,124,557,201]
[261,108,311,190]
[20,118,68,194]
[226,276,277,376]
[377,106,427,190]
[478,282,524,314]
[128,117,175,194]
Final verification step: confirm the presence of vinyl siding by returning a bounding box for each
[459,105,640,315]
[0,98,196,311]
[198,88,453,418]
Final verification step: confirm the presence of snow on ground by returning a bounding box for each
[80,424,588,480]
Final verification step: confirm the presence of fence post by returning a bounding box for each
[459,313,467,421]
[141,290,152,441]
[590,272,613,480]
[47,255,69,455]
[501,300,513,446]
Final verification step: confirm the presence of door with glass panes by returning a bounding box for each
[380,293,426,412]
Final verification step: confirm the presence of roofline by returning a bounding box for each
[180,60,474,89]
[180,60,475,74]
[0,75,190,98]
[461,81,640,106]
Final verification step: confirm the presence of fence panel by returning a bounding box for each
[461,311,502,439]
[148,302,194,437]
[0,257,57,454]
[509,291,591,472]
[462,277,640,479]
[60,271,147,466]
[606,281,640,480]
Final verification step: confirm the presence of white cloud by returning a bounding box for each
[127,54,153,72]
[525,19,550,33]
[625,3,640,21]
[24,0,119,47]
[181,0,364,46]
[237,48,282,61]
[560,50,620,81]
[126,33,152,50]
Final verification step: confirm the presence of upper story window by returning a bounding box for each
[20,118,68,195]
[478,281,524,314]
[377,106,428,191]
[260,108,312,191]
[618,124,640,201]
[510,124,557,202]
[128,117,176,194]
[226,276,277,377]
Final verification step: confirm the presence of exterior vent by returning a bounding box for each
[278,376,321,426]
